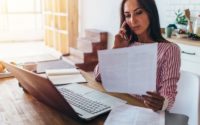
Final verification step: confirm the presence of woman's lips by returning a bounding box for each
[132,26,140,31]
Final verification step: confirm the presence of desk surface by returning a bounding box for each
[0,71,144,125]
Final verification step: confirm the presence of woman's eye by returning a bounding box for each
[124,14,131,18]
[135,10,143,15]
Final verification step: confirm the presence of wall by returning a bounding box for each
[156,0,200,27]
[79,0,200,48]
[79,0,121,48]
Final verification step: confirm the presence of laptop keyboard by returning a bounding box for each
[58,87,111,114]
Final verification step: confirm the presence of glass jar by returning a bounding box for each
[194,15,200,36]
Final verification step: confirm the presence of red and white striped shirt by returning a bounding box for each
[94,41,181,110]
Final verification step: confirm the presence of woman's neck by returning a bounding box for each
[137,32,153,43]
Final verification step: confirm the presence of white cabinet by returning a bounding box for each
[177,43,200,75]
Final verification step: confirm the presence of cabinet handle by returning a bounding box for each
[181,51,196,55]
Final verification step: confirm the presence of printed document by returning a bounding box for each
[46,68,87,85]
[98,43,157,94]
[104,104,165,125]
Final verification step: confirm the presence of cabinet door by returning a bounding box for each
[181,59,200,75]
[178,43,200,75]
[178,43,200,57]
[181,53,200,63]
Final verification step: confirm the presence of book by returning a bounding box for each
[36,59,74,73]
[46,68,87,85]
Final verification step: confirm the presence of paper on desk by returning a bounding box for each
[46,68,87,85]
[46,68,80,76]
[98,43,157,94]
[104,104,165,125]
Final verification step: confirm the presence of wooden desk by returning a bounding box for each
[0,71,144,125]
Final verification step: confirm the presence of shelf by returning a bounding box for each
[59,16,68,30]
[44,0,53,12]
[58,30,68,34]
[45,26,68,34]
[48,30,54,47]
[54,12,68,16]
[60,33,69,53]
[55,31,60,50]
[44,15,54,27]
[59,0,68,13]
[44,0,78,54]
[54,0,60,13]
[43,11,52,15]
[44,12,68,17]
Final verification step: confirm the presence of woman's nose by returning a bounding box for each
[129,15,137,25]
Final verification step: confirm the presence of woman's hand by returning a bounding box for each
[142,91,165,111]
[113,21,130,49]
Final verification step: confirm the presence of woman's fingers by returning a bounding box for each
[142,92,165,111]
[119,21,127,35]
[146,91,165,101]
[119,21,129,40]
[142,95,163,106]
[121,21,127,28]
[144,100,160,111]
[119,29,125,38]
[115,34,122,42]
[142,95,163,111]
[113,34,128,48]
[114,21,129,48]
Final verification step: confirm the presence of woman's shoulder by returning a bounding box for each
[158,40,180,54]
[158,40,180,50]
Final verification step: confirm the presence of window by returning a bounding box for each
[0,0,43,41]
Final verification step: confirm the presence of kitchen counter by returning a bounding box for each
[166,36,200,47]
[165,36,200,75]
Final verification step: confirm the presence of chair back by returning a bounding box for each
[170,71,200,125]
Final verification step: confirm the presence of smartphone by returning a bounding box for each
[121,22,130,40]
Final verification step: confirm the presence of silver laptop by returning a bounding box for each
[3,61,126,120]
[56,83,126,120]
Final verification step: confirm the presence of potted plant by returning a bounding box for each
[175,9,188,30]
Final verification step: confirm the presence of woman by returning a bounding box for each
[94,0,181,111]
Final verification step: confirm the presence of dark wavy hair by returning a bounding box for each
[120,0,165,44]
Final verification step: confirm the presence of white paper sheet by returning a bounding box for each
[98,43,157,94]
[104,104,165,125]
[46,68,80,76]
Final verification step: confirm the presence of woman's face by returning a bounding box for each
[124,0,150,36]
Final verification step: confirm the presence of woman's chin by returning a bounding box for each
[133,31,143,35]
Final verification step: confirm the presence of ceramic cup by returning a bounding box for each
[165,27,173,38]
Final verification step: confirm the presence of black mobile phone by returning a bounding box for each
[123,23,130,40]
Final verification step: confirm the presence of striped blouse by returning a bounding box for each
[94,41,181,110]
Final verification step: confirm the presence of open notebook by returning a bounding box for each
[46,68,87,85]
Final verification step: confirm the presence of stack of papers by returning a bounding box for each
[46,68,87,85]
[105,104,165,125]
